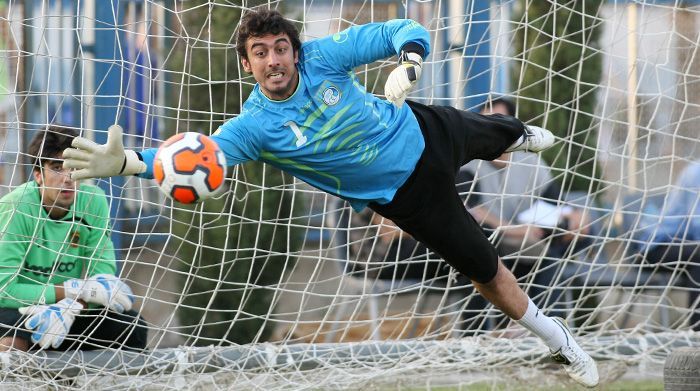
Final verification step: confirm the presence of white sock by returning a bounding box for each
[515,298,567,351]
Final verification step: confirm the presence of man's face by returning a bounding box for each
[33,155,77,217]
[480,102,512,166]
[480,102,511,116]
[241,33,299,100]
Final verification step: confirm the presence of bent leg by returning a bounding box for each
[64,309,148,351]
[405,100,524,170]
[0,336,29,351]
[474,259,599,387]
[0,308,31,351]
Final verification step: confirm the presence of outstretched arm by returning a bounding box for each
[65,120,258,181]
[63,125,146,180]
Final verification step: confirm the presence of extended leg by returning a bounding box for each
[472,261,527,319]
[474,260,599,388]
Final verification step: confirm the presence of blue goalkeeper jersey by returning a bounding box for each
[140,19,430,211]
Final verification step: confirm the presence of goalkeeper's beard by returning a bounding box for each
[261,68,299,100]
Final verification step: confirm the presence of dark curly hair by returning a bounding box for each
[27,125,78,172]
[480,97,516,117]
[236,9,301,60]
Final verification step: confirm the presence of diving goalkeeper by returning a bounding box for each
[63,10,597,386]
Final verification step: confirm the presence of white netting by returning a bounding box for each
[0,0,698,390]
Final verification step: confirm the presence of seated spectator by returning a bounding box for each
[458,97,590,329]
[639,161,700,331]
[345,207,453,284]
[340,204,473,336]
[327,162,479,334]
[0,126,148,351]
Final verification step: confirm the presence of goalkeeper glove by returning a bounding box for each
[384,50,423,108]
[63,125,146,180]
[19,298,83,350]
[64,274,135,313]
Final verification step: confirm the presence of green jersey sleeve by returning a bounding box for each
[0,192,57,307]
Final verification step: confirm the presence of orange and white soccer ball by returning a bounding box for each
[153,132,227,204]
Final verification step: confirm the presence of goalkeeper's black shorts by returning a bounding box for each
[369,100,524,284]
[0,307,148,351]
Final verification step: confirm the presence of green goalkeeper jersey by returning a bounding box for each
[0,181,116,308]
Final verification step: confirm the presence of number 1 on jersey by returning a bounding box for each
[285,121,307,147]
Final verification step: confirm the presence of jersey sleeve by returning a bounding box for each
[311,19,431,74]
[136,147,158,179]
[82,187,117,277]
[0,200,57,308]
[211,116,260,166]
[136,118,258,179]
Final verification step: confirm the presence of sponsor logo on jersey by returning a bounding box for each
[25,261,77,276]
[322,86,341,106]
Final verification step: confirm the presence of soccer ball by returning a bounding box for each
[153,132,227,204]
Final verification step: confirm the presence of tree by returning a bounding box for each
[512,0,604,192]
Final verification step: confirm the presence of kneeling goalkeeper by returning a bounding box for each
[0,126,147,351]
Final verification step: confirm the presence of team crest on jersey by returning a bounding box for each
[70,230,80,247]
[332,31,348,43]
[322,86,341,106]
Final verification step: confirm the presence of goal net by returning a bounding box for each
[0,0,698,389]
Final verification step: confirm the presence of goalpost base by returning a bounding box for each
[2,332,697,389]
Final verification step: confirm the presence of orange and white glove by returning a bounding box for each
[384,51,423,108]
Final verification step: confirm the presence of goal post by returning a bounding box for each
[0,1,698,389]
